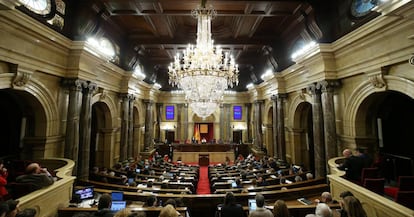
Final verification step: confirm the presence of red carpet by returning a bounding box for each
[197,166,211,194]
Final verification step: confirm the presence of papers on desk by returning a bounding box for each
[270,175,277,179]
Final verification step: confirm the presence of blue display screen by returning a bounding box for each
[233,106,242,120]
[166,105,174,120]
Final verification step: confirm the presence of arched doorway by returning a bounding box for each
[90,102,112,168]
[355,91,414,179]
[0,89,47,160]
[293,102,315,173]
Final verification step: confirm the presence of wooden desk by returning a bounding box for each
[58,206,188,217]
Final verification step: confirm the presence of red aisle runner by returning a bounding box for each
[196,166,211,194]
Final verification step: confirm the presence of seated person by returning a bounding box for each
[93,194,114,217]
[305,203,332,217]
[314,192,333,204]
[217,192,245,217]
[248,193,273,217]
[16,163,54,190]
[256,175,268,187]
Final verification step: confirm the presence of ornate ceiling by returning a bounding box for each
[17,0,378,91]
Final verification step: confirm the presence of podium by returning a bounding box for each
[198,154,209,166]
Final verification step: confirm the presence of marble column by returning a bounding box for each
[318,80,340,162]
[177,104,183,142]
[225,104,232,142]
[183,104,188,141]
[271,95,278,158]
[156,103,163,142]
[143,100,154,150]
[119,94,130,161]
[277,94,287,161]
[308,84,326,177]
[245,103,252,142]
[254,100,264,149]
[63,78,84,175]
[78,81,97,180]
[127,95,135,158]
[220,104,224,141]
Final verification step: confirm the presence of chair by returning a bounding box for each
[363,178,385,195]
[384,176,414,198]
[360,167,378,184]
[398,176,414,191]
[395,191,414,210]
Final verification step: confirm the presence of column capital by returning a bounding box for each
[317,80,341,93]
[307,83,321,95]
[62,78,85,91]
[142,99,154,105]
[254,100,265,104]
[272,93,287,101]
[82,81,98,94]
[119,93,135,101]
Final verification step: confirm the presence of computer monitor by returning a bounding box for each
[231,181,237,188]
[135,168,141,174]
[111,201,126,211]
[74,186,94,200]
[111,191,124,201]
[248,199,257,211]
[128,178,135,185]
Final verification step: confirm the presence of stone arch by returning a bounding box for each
[343,75,414,138]
[289,94,314,171]
[0,74,59,158]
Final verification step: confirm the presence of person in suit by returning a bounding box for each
[217,192,245,217]
[15,163,54,190]
[248,193,273,217]
[337,149,364,181]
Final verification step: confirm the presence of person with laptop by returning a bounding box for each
[92,193,115,217]
[248,193,273,217]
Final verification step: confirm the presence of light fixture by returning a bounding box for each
[168,1,239,118]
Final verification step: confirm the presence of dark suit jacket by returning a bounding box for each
[16,173,54,190]
[220,204,246,217]
[338,155,364,181]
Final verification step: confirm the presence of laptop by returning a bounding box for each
[248,199,257,211]
[111,201,126,211]
[111,191,124,201]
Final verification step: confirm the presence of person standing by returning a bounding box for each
[337,149,364,181]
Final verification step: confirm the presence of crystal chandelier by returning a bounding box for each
[168,2,239,118]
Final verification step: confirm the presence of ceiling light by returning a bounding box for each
[168,1,239,119]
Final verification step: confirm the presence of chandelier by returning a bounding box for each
[168,2,239,118]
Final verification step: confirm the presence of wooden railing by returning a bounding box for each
[327,157,414,217]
